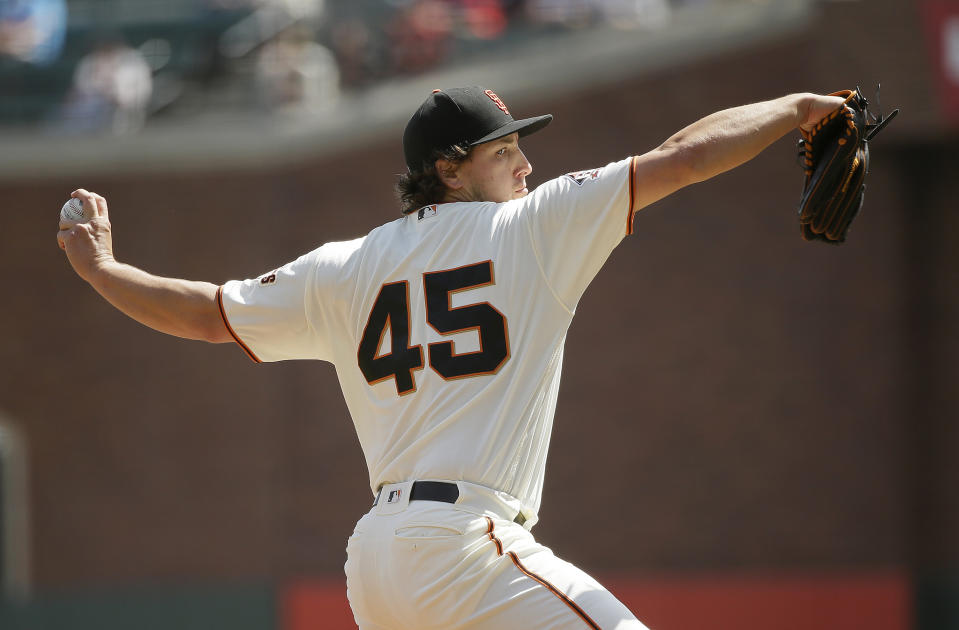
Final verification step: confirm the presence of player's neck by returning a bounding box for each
[442,188,482,205]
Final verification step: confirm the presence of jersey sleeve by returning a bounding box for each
[522,156,637,310]
[218,240,358,363]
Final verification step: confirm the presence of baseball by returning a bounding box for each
[60,197,85,222]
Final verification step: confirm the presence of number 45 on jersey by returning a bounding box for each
[357,260,510,396]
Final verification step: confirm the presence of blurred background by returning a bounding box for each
[1,0,957,628]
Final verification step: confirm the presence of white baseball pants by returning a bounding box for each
[344,480,649,629]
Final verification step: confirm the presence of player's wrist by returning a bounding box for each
[83,256,122,286]
[790,93,817,130]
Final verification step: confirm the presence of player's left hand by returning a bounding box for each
[57,189,117,283]
[798,93,848,133]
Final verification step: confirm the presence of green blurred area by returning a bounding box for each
[918,572,959,630]
[0,581,276,630]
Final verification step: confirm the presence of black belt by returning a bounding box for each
[377,481,527,527]
[410,480,460,503]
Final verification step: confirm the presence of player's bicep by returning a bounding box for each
[631,145,698,213]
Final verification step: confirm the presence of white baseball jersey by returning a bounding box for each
[218,156,637,527]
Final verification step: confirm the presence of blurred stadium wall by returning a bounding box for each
[1,0,956,628]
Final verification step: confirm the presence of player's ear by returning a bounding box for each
[434,158,463,190]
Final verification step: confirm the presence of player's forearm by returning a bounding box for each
[86,260,231,343]
[660,93,810,183]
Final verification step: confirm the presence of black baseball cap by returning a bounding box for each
[403,86,553,172]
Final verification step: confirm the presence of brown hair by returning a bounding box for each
[396,143,471,214]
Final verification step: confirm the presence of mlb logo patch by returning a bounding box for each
[565,169,601,185]
[417,205,437,220]
[387,489,402,504]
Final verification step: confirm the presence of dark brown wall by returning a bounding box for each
[2,0,953,590]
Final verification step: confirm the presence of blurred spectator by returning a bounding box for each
[330,17,382,88]
[455,0,508,40]
[255,22,339,113]
[387,0,453,75]
[58,36,153,134]
[0,0,66,66]
[0,0,731,130]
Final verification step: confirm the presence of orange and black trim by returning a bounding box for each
[216,286,262,363]
[484,517,601,629]
[626,155,637,236]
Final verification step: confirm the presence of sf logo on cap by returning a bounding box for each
[485,90,509,115]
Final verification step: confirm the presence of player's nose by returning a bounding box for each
[515,149,532,177]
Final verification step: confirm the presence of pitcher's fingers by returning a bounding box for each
[71,189,100,219]
[92,193,109,219]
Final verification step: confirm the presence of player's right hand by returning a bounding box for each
[57,189,117,283]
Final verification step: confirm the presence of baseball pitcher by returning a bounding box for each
[58,86,847,629]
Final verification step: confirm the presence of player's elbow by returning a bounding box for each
[203,325,235,344]
[178,306,234,344]
[198,316,234,344]
[197,287,234,344]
